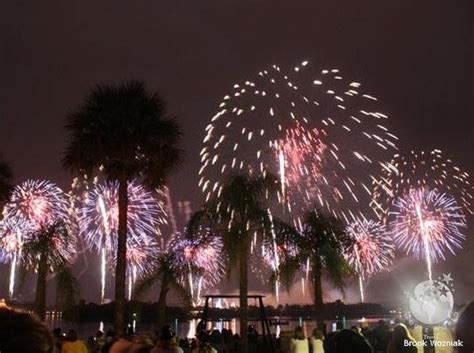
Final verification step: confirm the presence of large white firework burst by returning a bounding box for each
[200,60,398,226]
[78,179,167,256]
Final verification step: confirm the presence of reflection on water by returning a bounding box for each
[45,311,390,340]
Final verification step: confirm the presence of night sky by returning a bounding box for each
[0,0,472,304]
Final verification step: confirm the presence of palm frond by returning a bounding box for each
[169,280,192,307]
[133,269,163,300]
[63,80,183,187]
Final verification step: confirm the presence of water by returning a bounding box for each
[45,312,391,340]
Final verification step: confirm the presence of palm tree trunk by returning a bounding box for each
[312,255,323,314]
[114,178,128,335]
[157,281,170,330]
[35,250,48,320]
[239,233,249,353]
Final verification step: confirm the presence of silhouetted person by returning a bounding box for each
[102,331,116,353]
[309,328,325,353]
[456,301,474,353]
[291,325,309,353]
[0,306,54,353]
[53,327,66,351]
[360,321,377,351]
[247,325,259,353]
[209,329,225,353]
[326,329,372,353]
[152,325,183,353]
[62,329,88,353]
[221,328,233,352]
[232,333,241,353]
[387,324,417,353]
[372,320,391,353]
[192,331,217,353]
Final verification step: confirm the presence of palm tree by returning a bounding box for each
[278,209,353,316]
[21,220,79,320]
[63,80,182,334]
[188,173,278,353]
[0,157,12,204]
[133,251,190,329]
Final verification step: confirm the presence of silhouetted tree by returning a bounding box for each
[133,251,190,329]
[278,209,353,317]
[21,221,79,320]
[63,81,182,333]
[188,173,280,353]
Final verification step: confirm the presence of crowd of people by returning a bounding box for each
[0,302,473,353]
[287,303,474,353]
[289,321,416,353]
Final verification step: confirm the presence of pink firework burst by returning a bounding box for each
[3,180,69,229]
[125,236,158,273]
[390,188,466,263]
[273,121,328,208]
[175,236,225,287]
[0,218,27,263]
[345,219,395,277]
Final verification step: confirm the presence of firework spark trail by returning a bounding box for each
[1,180,70,297]
[0,219,24,298]
[345,219,394,302]
[101,248,106,303]
[8,253,18,298]
[68,176,100,280]
[97,195,110,303]
[371,149,473,221]
[78,179,166,302]
[125,237,157,300]
[268,209,280,304]
[415,201,433,282]
[390,188,466,281]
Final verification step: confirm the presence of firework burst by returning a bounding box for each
[200,60,398,225]
[78,180,166,254]
[78,179,166,302]
[345,219,394,302]
[0,218,28,298]
[174,233,225,306]
[0,218,25,262]
[390,188,466,272]
[3,180,70,228]
[1,180,70,297]
[371,149,473,220]
[371,149,471,281]
[124,236,158,300]
[345,219,394,277]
